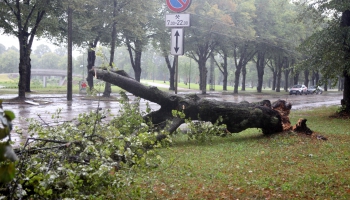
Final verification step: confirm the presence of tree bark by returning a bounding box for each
[340,10,350,113]
[90,68,293,135]
[164,55,175,90]
[304,70,309,87]
[87,38,99,90]
[126,38,143,82]
[215,50,228,91]
[241,64,246,91]
[233,44,256,94]
[67,6,73,101]
[256,50,265,93]
[293,70,299,85]
[103,0,118,97]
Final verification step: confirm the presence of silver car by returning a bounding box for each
[307,86,323,94]
[289,84,308,95]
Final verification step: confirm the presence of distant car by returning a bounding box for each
[307,86,323,94]
[289,84,308,95]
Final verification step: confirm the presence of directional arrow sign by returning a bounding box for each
[171,28,184,55]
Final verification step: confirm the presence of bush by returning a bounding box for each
[0,92,170,199]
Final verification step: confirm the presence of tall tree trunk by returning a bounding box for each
[222,55,228,91]
[87,38,99,90]
[209,53,215,91]
[165,55,175,90]
[340,10,350,112]
[256,51,265,93]
[215,51,228,91]
[233,44,255,93]
[103,0,117,97]
[14,5,46,99]
[293,71,299,85]
[276,56,282,92]
[233,45,248,93]
[18,34,29,99]
[25,58,31,92]
[315,71,320,85]
[283,58,290,92]
[67,6,73,101]
[311,71,316,86]
[126,38,143,82]
[304,70,309,87]
[134,40,142,82]
[233,64,242,94]
[198,58,207,94]
[342,72,350,111]
[272,69,277,91]
[241,64,246,91]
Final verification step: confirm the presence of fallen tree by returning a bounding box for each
[90,68,326,140]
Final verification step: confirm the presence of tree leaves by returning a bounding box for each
[0,161,15,184]
[0,143,18,184]
[0,101,17,184]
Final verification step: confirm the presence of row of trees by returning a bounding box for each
[0,42,305,90]
[0,0,349,111]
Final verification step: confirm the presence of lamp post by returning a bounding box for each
[80,53,84,80]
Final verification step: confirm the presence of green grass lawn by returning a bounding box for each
[1,77,291,96]
[126,106,350,199]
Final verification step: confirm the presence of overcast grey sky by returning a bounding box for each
[0,34,58,50]
[0,34,82,57]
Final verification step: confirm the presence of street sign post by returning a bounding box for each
[166,1,192,94]
[165,13,190,27]
[171,28,184,55]
[166,0,191,13]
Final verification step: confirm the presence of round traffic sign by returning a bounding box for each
[166,0,191,13]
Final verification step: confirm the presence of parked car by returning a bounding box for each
[307,85,323,94]
[289,84,308,95]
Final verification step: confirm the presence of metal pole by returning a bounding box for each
[175,55,178,94]
[189,58,191,89]
[82,53,85,80]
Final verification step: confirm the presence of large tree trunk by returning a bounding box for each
[340,10,350,113]
[293,71,299,85]
[233,44,256,93]
[342,71,350,112]
[241,64,246,91]
[18,34,30,99]
[276,55,283,93]
[67,6,73,101]
[256,51,265,93]
[164,55,175,90]
[198,58,208,94]
[25,58,31,92]
[87,38,99,90]
[222,56,228,91]
[12,2,46,99]
[304,70,309,87]
[126,38,143,82]
[103,0,118,97]
[271,68,276,91]
[215,51,228,91]
[90,68,293,135]
[283,58,290,92]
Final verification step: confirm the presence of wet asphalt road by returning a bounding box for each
[0,91,343,146]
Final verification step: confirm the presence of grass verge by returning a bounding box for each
[129,106,350,199]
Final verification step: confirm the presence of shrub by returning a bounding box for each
[0,92,170,199]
